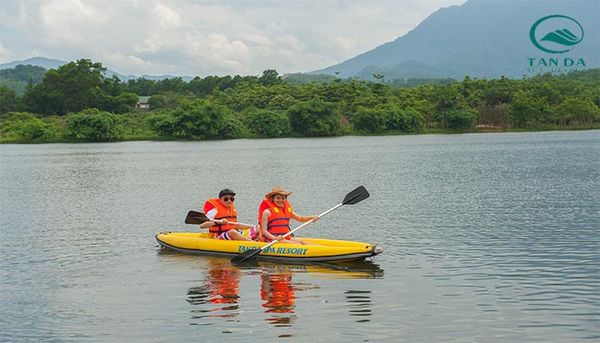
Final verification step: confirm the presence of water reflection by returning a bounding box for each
[345,290,373,323]
[260,266,297,327]
[187,258,240,321]
[181,255,384,330]
[261,260,383,327]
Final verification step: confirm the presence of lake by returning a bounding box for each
[1,130,598,342]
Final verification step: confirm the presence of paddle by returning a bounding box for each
[231,185,370,264]
[185,210,254,227]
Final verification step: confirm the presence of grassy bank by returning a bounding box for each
[1,109,598,144]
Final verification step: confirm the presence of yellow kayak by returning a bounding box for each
[155,232,383,262]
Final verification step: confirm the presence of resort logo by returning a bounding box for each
[527,14,586,74]
[529,15,584,54]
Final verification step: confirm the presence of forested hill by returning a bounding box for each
[0,59,598,144]
[0,65,47,95]
[0,57,65,71]
[314,0,599,80]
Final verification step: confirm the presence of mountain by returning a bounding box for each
[314,0,600,80]
[0,57,193,81]
[0,57,66,70]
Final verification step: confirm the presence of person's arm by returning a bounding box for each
[234,222,252,229]
[291,211,318,222]
[261,209,282,241]
[199,208,221,229]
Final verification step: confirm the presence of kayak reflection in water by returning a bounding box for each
[187,258,240,319]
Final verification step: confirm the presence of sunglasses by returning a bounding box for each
[273,195,287,200]
[222,196,235,202]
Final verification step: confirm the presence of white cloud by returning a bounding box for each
[103,53,155,75]
[0,41,15,61]
[0,0,466,76]
[204,33,252,73]
[152,2,182,28]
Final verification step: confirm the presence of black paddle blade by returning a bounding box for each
[231,248,261,264]
[185,210,209,224]
[342,186,370,205]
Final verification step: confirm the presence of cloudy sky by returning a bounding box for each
[0,0,466,76]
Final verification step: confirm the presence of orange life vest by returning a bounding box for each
[205,198,238,235]
[258,198,293,235]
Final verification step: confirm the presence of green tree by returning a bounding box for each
[148,92,186,109]
[64,108,122,141]
[387,107,425,132]
[218,115,247,139]
[259,69,281,86]
[113,92,139,113]
[353,107,388,133]
[510,90,550,128]
[0,64,46,83]
[555,97,600,126]
[372,73,385,83]
[0,86,17,114]
[126,77,159,95]
[171,99,238,138]
[287,98,341,136]
[0,112,57,143]
[480,77,517,105]
[146,111,177,136]
[24,59,106,115]
[244,108,290,137]
[442,108,476,130]
[102,75,125,96]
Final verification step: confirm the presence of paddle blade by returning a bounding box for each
[231,248,261,264]
[342,186,370,205]
[185,211,209,224]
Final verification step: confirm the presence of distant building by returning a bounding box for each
[136,96,150,110]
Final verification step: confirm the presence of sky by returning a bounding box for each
[0,0,466,76]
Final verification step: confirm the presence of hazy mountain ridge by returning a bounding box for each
[0,57,193,81]
[314,0,599,80]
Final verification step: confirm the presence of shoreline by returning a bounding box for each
[2,127,598,145]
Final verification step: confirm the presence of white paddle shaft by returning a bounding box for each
[259,202,343,252]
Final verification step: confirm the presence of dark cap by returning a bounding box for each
[219,188,236,197]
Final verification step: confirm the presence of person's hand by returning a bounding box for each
[310,215,319,222]
[275,235,284,241]
[220,219,229,225]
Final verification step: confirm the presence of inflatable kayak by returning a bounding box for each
[156,232,383,262]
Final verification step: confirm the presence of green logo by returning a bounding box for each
[530,15,584,54]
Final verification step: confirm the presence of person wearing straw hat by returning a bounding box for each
[257,186,318,245]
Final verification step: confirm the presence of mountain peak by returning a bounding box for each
[0,57,67,70]
[313,0,599,80]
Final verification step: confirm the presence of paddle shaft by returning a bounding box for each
[210,219,254,228]
[257,202,343,253]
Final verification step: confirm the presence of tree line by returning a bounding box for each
[0,58,598,143]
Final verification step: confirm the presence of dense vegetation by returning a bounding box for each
[0,65,46,96]
[0,59,598,143]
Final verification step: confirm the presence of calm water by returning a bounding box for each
[1,131,599,342]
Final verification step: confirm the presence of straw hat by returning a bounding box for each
[265,185,293,198]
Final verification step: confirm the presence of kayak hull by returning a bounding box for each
[155,232,382,262]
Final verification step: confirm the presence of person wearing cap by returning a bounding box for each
[200,189,257,241]
[257,186,318,245]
